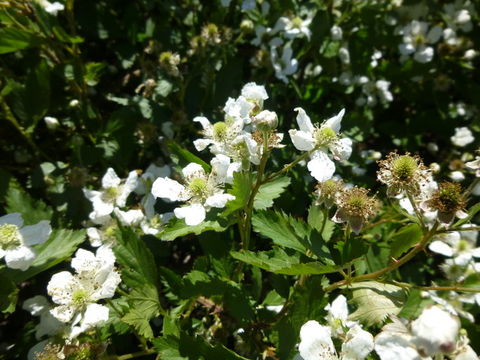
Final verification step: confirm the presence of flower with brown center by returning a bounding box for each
[426,182,468,224]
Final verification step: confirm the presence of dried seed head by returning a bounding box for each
[377,152,430,197]
[428,182,466,224]
[315,179,344,208]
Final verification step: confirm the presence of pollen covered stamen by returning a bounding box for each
[212,122,228,141]
[314,127,338,148]
[0,224,21,250]
[392,155,418,181]
[102,187,119,203]
[188,177,209,199]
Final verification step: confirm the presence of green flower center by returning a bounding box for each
[392,155,418,181]
[292,17,303,29]
[457,239,469,252]
[438,183,463,210]
[414,34,425,46]
[102,187,119,203]
[0,224,21,250]
[71,289,89,307]
[188,177,208,198]
[314,127,337,147]
[213,122,228,141]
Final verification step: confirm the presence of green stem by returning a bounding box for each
[324,222,439,292]
[388,280,480,293]
[264,148,317,183]
[106,349,156,360]
[406,192,425,230]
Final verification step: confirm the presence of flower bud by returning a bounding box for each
[253,110,278,131]
[44,116,59,130]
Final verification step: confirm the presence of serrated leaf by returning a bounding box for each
[159,217,230,241]
[253,176,290,210]
[230,248,338,275]
[113,227,158,288]
[5,180,53,224]
[168,142,211,172]
[389,223,422,258]
[3,229,85,283]
[349,281,406,326]
[222,172,253,216]
[397,289,433,320]
[122,309,155,339]
[252,210,308,253]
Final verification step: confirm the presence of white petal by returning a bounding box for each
[50,305,74,323]
[47,271,77,305]
[193,116,211,130]
[426,25,442,43]
[101,168,121,189]
[375,332,421,360]
[289,130,315,151]
[87,227,103,247]
[116,170,139,207]
[307,152,336,182]
[5,245,36,270]
[23,295,49,316]
[341,325,374,360]
[299,320,336,360]
[326,295,349,321]
[194,139,214,152]
[330,138,352,161]
[71,248,97,272]
[82,303,109,327]
[294,107,314,133]
[241,82,268,101]
[83,189,102,202]
[210,154,231,183]
[151,177,186,201]
[324,108,345,133]
[205,193,235,208]
[20,220,52,246]
[0,213,23,227]
[114,208,144,226]
[182,163,205,179]
[174,204,206,226]
[414,47,434,63]
[429,241,454,257]
[89,198,114,219]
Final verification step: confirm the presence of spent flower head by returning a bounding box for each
[377,152,430,198]
[332,187,379,234]
[315,179,344,209]
[427,182,467,224]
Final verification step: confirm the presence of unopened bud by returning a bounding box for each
[44,116,60,130]
[254,110,278,131]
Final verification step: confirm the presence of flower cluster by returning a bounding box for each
[46,246,121,339]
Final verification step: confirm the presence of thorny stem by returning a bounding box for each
[324,222,440,292]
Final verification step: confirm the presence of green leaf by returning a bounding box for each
[160,217,230,241]
[114,228,162,339]
[252,210,308,253]
[113,227,158,288]
[349,281,406,326]
[307,204,334,241]
[222,171,253,216]
[398,289,433,320]
[153,333,249,360]
[389,223,422,258]
[0,27,41,54]
[25,60,50,126]
[168,142,211,172]
[0,275,18,313]
[253,176,290,210]
[230,248,338,275]
[84,62,107,86]
[3,229,85,283]
[5,179,53,224]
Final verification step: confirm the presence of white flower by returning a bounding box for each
[151,158,235,226]
[449,171,465,182]
[288,108,352,181]
[281,16,312,40]
[83,168,138,223]
[429,229,480,267]
[44,116,59,130]
[271,45,298,83]
[398,20,442,63]
[411,306,460,356]
[38,0,65,15]
[23,295,63,339]
[324,295,355,336]
[341,326,374,360]
[331,25,343,40]
[464,49,477,60]
[134,164,171,218]
[241,82,269,109]
[47,246,121,338]
[339,47,350,65]
[451,127,474,147]
[299,320,337,360]
[0,213,51,270]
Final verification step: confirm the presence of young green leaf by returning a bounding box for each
[389,223,422,258]
[253,175,290,210]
